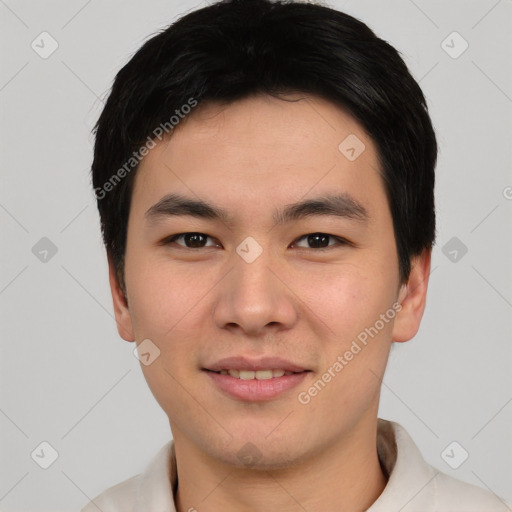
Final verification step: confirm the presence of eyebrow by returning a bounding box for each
[145,192,368,227]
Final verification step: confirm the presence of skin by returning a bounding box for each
[109,93,431,512]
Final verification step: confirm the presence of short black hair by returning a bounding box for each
[91,0,437,292]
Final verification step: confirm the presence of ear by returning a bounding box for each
[392,249,432,343]
[108,255,135,342]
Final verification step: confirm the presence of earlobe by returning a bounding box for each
[108,256,135,342]
[392,249,432,343]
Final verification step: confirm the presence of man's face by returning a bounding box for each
[115,93,413,468]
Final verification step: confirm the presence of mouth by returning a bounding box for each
[205,368,305,379]
[202,356,311,401]
[203,367,311,401]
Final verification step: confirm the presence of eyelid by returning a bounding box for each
[160,232,353,249]
[159,232,219,247]
[292,234,352,249]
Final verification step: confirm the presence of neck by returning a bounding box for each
[172,418,387,512]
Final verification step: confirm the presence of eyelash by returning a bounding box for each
[160,232,352,250]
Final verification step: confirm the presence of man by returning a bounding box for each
[83,0,509,510]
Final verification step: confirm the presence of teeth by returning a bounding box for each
[255,370,273,380]
[218,369,293,379]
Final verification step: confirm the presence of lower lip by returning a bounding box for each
[204,370,309,401]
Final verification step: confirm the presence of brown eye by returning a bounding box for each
[293,233,348,249]
[164,233,217,248]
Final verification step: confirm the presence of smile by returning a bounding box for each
[212,369,297,379]
[204,369,310,401]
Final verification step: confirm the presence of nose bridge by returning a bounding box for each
[213,237,297,335]
[232,239,279,311]
[234,242,275,297]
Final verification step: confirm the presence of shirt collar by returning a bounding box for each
[134,419,438,511]
[369,419,438,510]
[134,439,177,512]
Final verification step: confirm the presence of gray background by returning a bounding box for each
[1,0,511,510]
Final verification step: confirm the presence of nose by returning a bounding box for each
[212,245,299,337]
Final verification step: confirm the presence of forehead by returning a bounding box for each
[132,93,385,224]
[169,93,369,155]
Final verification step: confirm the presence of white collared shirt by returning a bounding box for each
[81,419,508,511]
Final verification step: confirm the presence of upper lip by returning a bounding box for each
[204,356,309,373]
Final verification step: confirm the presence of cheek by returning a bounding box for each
[297,264,397,342]
[126,260,210,397]
[300,265,397,407]
[300,280,395,421]
[128,265,203,418]
[125,258,199,339]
